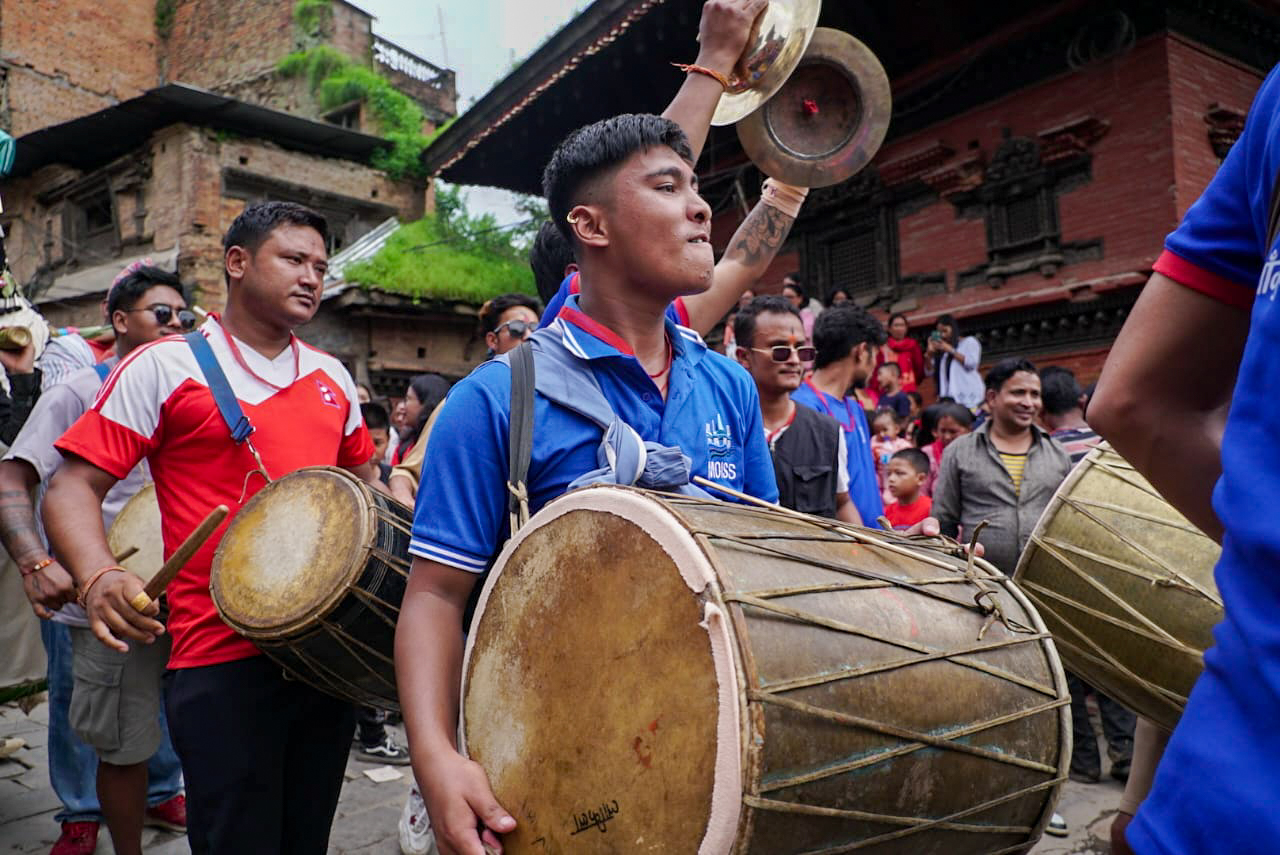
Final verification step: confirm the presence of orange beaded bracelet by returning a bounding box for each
[20,557,54,577]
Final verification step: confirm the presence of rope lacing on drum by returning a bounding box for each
[958,521,1034,639]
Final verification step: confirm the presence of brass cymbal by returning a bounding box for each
[710,0,823,127]
[736,27,892,189]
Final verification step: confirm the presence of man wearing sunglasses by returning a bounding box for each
[733,296,859,523]
[0,264,189,855]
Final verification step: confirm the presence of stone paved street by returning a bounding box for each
[1,697,1123,854]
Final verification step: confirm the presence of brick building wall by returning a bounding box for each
[1167,35,1265,219]
[0,0,158,135]
[5,123,425,313]
[706,32,1262,390]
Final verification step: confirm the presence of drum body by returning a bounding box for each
[462,487,1069,854]
[107,483,164,583]
[211,467,412,710]
[1014,444,1222,732]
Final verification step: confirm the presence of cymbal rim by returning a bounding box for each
[736,27,892,188]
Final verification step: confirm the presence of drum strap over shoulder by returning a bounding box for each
[184,331,255,443]
[507,340,535,534]
[501,325,710,537]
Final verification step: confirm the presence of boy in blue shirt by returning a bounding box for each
[395,112,777,854]
[1090,64,1280,855]
[791,303,887,526]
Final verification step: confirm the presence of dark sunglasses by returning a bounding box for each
[751,344,817,363]
[496,319,537,338]
[123,304,197,330]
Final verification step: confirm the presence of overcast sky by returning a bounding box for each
[355,0,585,221]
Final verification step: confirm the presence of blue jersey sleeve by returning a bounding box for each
[410,363,511,572]
[1160,65,1280,304]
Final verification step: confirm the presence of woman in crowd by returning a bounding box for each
[872,312,925,395]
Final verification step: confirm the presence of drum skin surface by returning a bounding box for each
[463,486,1069,855]
[1014,444,1222,733]
[211,466,413,709]
[107,483,164,584]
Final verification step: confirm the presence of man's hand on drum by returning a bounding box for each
[21,557,77,619]
[83,567,163,653]
[420,751,515,855]
[904,517,986,558]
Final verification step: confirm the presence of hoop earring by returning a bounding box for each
[566,213,580,224]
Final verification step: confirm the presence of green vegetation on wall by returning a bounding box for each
[342,185,541,304]
[154,0,176,39]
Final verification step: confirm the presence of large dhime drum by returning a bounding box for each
[1013,443,1222,733]
[462,486,1069,854]
[210,467,412,710]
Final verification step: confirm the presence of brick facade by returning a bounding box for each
[4,124,424,317]
[710,33,1263,387]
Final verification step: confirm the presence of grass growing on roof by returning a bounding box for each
[341,218,535,304]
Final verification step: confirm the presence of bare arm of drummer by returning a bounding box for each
[1089,273,1247,543]
[396,557,516,855]
[661,0,766,162]
[44,456,163,653]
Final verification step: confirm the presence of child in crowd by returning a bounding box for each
[922,401,974,496]
[885,447,932,530]
[870,407,913,505]
[875,362,912,421]
[904,390,924,443]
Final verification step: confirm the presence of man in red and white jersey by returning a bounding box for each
[43,201,380,854]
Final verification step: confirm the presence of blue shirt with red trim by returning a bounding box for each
[410,294,777,573]
[1128,64,1280,855]
[540,272,691,330]
[791,380,882,526]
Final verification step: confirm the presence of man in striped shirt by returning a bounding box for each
[931,358,1071,575]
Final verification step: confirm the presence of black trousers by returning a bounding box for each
[1067,671,1136,775]
[165,656,355,855]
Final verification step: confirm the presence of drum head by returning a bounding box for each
[212,467,371,637]
[462,488,742,854]
[107,484,163,584]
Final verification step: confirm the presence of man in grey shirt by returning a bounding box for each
[0,265,193,855]
[932,357,1071,576]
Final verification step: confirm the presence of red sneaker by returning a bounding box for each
[144,794,188,833]
[50,821,98,855]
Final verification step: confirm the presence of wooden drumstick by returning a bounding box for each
[129,505,229,613]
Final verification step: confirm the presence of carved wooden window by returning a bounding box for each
[830,227,879,299]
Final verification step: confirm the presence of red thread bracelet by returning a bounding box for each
[20,557,54,577]
[671,62,731,91]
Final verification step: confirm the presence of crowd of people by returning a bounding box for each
[5,1,1278,854]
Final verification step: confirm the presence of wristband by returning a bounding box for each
[20,557,54,577]
[760,178,809,219]
[670,62,730,91]
[77,565,126,608]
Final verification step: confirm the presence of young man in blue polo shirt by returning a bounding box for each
[1090,65,1280,855]
[395,113,777,855]
[791,303,886,526]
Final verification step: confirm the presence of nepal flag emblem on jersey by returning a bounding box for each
[315,378,341,409]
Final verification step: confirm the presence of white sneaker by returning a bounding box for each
[1045,812,1068,837]
[399,786,439,855]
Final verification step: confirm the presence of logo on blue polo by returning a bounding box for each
[1259,250,1280,300]
[705,413,737,480]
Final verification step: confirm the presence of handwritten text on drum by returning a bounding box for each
[569,800,620,835]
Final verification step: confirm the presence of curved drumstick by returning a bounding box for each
[128,505,229,613]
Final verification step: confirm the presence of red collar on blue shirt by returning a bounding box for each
[555,292,705,365]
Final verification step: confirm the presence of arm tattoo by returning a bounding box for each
[0,499,47,566]
[724,204,796,269]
